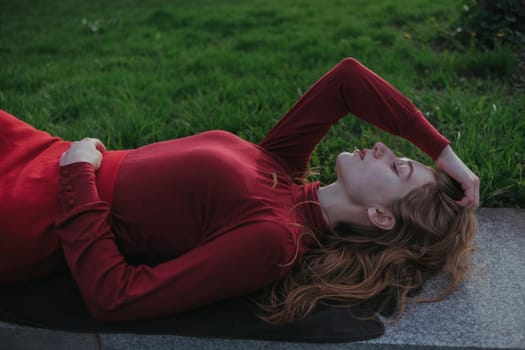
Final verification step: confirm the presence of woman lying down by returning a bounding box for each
[0,57,479,324]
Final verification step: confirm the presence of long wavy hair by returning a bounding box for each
[257,169,478,323]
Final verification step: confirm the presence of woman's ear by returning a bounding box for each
[367,207,395,230]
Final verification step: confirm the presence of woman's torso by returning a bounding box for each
[0,111,320,282]
[111,130,315,265]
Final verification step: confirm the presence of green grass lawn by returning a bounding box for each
[1,0,523,207]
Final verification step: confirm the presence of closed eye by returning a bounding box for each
[392,161,398,176]
[394,159,414,181]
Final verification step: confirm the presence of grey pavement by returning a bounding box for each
[1,208,524,350]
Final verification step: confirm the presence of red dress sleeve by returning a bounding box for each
[259,57,450,176]
[55,163,291,321]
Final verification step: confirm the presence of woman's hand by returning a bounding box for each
[435,145,480,209]
[60,138,106,171]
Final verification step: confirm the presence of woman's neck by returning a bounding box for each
[317,181,371,228]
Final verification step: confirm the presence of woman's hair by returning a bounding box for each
[257,169,478,323]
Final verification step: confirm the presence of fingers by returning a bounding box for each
[458,196,474,209]
[435,145,480,210]
[60,137,106,170]
[457,176,480,210]
[81,137,107,153]
[471,175,480,208]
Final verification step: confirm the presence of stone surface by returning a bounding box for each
[366,208,525,349]
[0,327,99,350]
[1,208,524,350]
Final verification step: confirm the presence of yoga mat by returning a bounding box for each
[0,271,385,343]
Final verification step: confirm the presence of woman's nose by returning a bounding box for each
[373,141,393,159]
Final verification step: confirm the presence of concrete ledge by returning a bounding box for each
[1,208,524,350]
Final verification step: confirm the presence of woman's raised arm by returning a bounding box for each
[260,57,477,206]
[260,58,449,174]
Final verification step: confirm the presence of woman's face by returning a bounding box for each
[336,142,435,209]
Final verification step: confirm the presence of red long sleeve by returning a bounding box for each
[55,163,293,321]
[260,57,449,175]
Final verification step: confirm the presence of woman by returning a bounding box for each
[0,58,479,323]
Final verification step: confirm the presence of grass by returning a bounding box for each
[0,0,523,207]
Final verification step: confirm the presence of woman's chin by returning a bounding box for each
[336,151,358,166]
[337,151,356,161]
[335,151,355,178]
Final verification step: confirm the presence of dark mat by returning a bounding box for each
[0,271,385,343]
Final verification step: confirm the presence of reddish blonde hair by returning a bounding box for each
[258,169,478,323]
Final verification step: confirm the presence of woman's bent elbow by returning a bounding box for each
[332,57,365,82]
[338,57,361,69]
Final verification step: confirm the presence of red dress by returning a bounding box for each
[0,58,449,321]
